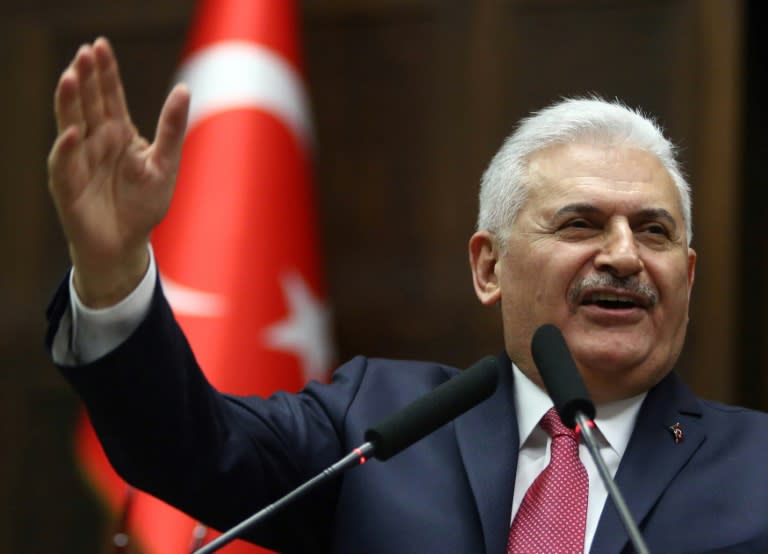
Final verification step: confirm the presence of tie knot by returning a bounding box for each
[540,407,577,440]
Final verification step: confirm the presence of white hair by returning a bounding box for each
[477,97,692,245]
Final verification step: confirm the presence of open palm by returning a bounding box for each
[48,38,190,306]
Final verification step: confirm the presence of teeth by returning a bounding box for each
[587,292,635,304]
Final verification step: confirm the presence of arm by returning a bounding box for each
[45,40,350,550]
[52,279,359,549]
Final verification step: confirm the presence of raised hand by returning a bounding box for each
[48,37,190,307]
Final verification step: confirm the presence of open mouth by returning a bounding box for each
[581,292,645,310]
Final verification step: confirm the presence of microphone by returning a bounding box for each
[194,355,500,553]
[531,324,650,554]
[365,355,500,460]
[531,324,596,428]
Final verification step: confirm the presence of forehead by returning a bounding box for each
[523,141,682,217]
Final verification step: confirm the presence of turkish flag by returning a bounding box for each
[75,1,333,552]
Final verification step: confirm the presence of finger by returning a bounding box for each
[47,125,85,203]
[54,68,86,136]
[73,43,106,131]
[150,83,191,174]
[93,37,130,121]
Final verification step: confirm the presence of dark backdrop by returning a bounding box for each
[1,1,764,552]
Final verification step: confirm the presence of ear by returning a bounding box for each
[469,230,502,306]
[686,247,696,297]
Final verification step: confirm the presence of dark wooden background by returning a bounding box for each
[1,0,766,552]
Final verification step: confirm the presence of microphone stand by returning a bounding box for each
[193,442,375,554]
[191,356,498,553]
[574,412,650,554]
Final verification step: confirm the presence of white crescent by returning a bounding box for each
[174,40,313,146]
[165,39,314,318]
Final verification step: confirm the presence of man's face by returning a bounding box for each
[470,141,696,402]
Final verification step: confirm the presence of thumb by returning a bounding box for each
[151,83,190,175]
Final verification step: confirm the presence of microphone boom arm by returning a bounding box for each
[575,412,650,554]
[193,442,375,554]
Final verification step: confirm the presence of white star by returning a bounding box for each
[263,271,335,381]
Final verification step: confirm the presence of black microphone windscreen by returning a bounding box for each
[364,356,500,461]
[531,324,596,428]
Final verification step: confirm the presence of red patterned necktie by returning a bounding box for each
[507,407,589,553]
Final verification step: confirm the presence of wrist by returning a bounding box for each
[70,244,151,308]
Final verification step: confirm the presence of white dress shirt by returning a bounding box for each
[53,251,647,553]
[52,249,157,365]
[511,364,645,552]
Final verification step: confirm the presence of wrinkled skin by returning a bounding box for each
[470,142,696,403]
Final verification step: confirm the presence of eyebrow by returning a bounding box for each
[553,203,678,228]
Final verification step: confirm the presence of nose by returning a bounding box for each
[594,219,644,277]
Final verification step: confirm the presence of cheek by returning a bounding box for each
[646,259,694,319]
[503,247,588,311]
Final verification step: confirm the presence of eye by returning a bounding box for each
[555,218,601,240]
[639,223,669,236]
[636,222,674,247]
[562,218,593,229]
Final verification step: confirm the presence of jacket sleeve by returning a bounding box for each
[47,274,370,552]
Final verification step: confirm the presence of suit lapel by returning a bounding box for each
[455,355,518,554]
[590,372,705,553]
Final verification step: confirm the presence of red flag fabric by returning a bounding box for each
[75,1,333,552]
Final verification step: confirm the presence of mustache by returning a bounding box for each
[568,273,659,308]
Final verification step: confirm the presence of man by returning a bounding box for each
[47,38,768,553]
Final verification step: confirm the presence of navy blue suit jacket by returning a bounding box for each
[48,279,768,553]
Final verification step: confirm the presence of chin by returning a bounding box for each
[571,342,652,374]
[576,346,675,402]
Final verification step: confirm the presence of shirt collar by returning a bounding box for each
[512,363,646,457]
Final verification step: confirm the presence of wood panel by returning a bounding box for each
[685,0,744,402]
[0,17,108,554]
[0,8,194,554]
